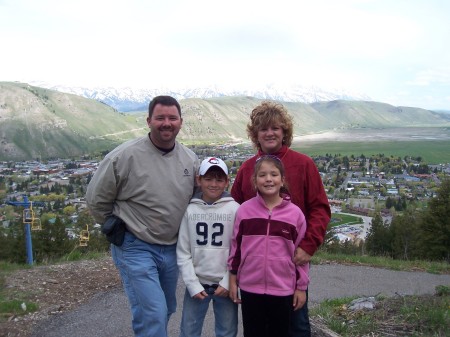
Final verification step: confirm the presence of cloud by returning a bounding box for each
[407,68,450,86]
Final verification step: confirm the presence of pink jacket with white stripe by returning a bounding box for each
[228,194,309,296]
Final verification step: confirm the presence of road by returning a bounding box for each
[29,264,450,337]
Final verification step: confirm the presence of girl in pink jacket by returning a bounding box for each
[228,155,309,337]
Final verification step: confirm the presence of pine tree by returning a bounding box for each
[419,179,450,261]
[0,226,17,262]
[10,220,27,263]
[390,208,421,260]
[365,212,392,257]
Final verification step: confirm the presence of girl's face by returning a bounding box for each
[257,124,284,154]
[255,161,284,198]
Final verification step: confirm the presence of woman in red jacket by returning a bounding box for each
[230,101,331,337]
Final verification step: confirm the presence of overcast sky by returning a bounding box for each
[1,0,449,110]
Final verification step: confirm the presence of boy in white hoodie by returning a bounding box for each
[177,157,239,337]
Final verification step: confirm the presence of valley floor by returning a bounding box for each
[294,127,450,144]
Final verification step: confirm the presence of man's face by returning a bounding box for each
[147,104,182,149]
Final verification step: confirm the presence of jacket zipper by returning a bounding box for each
[264,210,272,293]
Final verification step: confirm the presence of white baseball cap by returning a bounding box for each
[199,157,228,175]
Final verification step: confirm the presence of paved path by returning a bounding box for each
[30,264,450,337]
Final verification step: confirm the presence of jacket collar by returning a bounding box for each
[255,192,291,210]
[256,144,289,159]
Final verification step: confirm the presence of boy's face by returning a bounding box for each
[197,168,229,204]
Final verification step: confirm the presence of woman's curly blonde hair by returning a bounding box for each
[246,101,294,149]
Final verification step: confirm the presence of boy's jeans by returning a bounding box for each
[112,231,178,337]
[179,285,238,337]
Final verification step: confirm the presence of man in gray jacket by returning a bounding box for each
[86,95,199,337]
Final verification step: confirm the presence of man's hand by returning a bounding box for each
[293,247,311,265]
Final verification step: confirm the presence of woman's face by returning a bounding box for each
[257,124,284,154]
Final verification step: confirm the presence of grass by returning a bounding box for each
[0,262,38,320]
[63,250,109,262]
[310,253,450,336]
[310,288,450,336]
[0,251,109,322]
[294,139,450,164]
[329,213,363,227]
[0,298,39,318]
[312,251,450,274]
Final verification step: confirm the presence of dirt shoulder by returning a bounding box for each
[1,256,121,337]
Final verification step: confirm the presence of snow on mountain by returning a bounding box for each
[32,82,371,112]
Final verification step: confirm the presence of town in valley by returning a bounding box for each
[2,143,450,247]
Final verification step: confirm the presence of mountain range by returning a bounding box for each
[33,82,372,112]
[1,81,450,161]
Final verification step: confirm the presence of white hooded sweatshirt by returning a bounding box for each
[176,192,239,297]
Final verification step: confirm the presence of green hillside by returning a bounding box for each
[0,82,147,160]
[309,100,449,129]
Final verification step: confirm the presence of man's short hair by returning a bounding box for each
[148,96,181,118]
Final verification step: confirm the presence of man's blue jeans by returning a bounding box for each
[179,285,238,337]
[111,231,178,337]
[289,289,310,337]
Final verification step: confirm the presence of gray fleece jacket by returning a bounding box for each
[86,134,199,245]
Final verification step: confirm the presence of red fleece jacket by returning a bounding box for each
[231,145,331,256]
